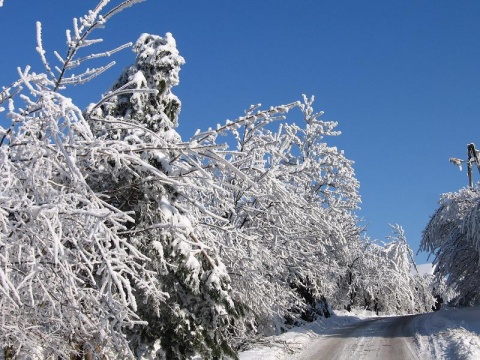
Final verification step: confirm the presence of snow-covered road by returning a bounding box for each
[239,307,480,360]
[295,315,421,360]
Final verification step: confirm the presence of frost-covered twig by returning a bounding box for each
[190,101,299,144]
[46,0,145,91]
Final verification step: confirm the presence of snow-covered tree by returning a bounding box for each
[85,30,243,360]
[374,225,434,313]
[0,1,168,358]
[334,225,434,315]
[182,95,363,337]
[421,187,480,306]
[1,0,436,358]
[0,1,241,358]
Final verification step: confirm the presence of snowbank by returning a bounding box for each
[413,306,480,359]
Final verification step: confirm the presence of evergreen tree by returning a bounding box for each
[86,32,241,359]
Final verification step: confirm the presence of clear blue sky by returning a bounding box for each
[2,0,480,263]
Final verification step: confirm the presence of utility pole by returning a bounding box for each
[450,143,480,189]
[467,143,480,188]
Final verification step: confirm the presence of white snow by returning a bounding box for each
[239,307,480,360]
[414,307,480,360]
[413,262,435,275]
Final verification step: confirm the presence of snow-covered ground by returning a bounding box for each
[239,307,480,360]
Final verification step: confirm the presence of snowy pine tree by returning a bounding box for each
[85,32,241,359]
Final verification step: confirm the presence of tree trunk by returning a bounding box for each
[4,347,14,360]
[70,342,98,360]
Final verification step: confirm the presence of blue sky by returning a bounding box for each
[2,0,480,263]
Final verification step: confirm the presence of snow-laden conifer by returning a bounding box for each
[85,31,241,360]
